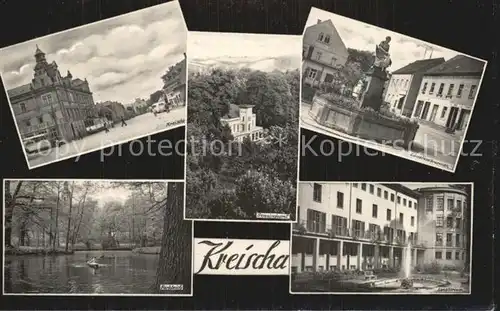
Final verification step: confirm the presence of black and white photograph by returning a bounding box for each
[300,8,487,172]
[184,32,301,222]
[290,182,472,294]
[0,1,187,170]
[3,179,192,296]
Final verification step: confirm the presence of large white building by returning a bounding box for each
[291,183,469,273]
[411,55,485,131]
[302,19,349,88]
[384,58,445,117]
[220,104,264,143]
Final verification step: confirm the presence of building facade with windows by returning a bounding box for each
[383,58,445,117]
[291,182,470,273]
[292,183,423,273]
[220,104,265,142]
[302,19,349,88]
[411,55,485,130]
[163,53,186,107]
[7,46,97,142]
[415,186,469,268]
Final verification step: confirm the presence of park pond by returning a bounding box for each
[4,250,159,294]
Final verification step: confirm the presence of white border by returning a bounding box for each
[0,1,188,171]
[288,181,474,295]
[2,178,194,297]
[299,7,488,173]
[182,31,301,224]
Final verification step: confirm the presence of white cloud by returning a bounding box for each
[0,1,187,105]
[305,7,461,72]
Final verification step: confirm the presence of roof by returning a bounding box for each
[392,58,446,75]
[424,55,485,76]
[7,83,32,97]
[222,104,240,119]
[382,184,421,199]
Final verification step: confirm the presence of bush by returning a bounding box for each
[415,261,442,274]
[302,85,316,102]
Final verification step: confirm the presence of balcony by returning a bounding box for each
[446,241,453,247]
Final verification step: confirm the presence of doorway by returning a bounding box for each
[421,101,431,120]
[446,107,460,128]
[429,104,439,122]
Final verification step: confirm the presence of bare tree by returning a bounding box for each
[4,180,24,248]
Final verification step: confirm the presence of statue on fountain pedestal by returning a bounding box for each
[373,36,392,74]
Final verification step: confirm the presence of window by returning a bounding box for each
[399,212,403,225]
[455,251,460,260]
[436,215,444,227]
[468,85,477,99]
[437,83,445,96]
[456,200,462,212]
[41,94,53,105]
[330,57,336,65]
[356,199,362,214]
[332,215,348,236]
[19,102,27,113]
[361,183,367,191]
[446,233,452,246]
[437,197,444,211]
[435,251,442,259]
[436,233,443,246]
[422,82,428,94]
[409,201,412,208]
[403,198,407,206]
[429,82,436,94]
[446,84,454,97]
[455,234,460,247]
[369,184,374,194]
[457,84,464,97]
[372,204,378,218]
[384,190,388,199]
[324,35,331,44]
[411,216,415,226]
[337,191,344,208]
[446,217,453,228]
[313,183,322,202]
[37,116,43,124]
[441,107,448,118]
[447,198,454,210]
[456,218,461,229]
[26,120,31,127]
[390,193,395,202]
[377,188,381,197]
[353,183,358,188]
[307,209,326,233]
[315,51,322,61]
[385,209,391,221]
[307,68,318,79]
[352,219,365,238]
[426,196,433,211]
[397,196,401,204]
[446,252,452,260]
[317,32,324,41]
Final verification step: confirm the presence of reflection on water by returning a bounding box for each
[4,251,158,294]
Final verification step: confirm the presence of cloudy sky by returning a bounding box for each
[0,1,186,105]
[305,7,463,72]
[189,32,301,61]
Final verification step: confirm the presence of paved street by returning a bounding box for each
[28,107,186,168]
[300,103,461,170]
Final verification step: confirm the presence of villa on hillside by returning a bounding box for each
[220,104,265,143]
[302,19,349,88]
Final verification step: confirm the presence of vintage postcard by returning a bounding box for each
[290,181,472,294]
[0,1,187,170]
[184,32,301,222]
[3,179,192,296]
[300,7,487,172]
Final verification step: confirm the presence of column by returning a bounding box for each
[389,246,394,268]
[357,242,363,270]
[312,238,320,271]
[412,249,417,267]
[337,240,344,270]
[374,245,380,269]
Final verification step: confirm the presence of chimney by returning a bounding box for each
[317,19,321,24]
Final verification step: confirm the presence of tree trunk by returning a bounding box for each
[54,184,61,249]
[4,181,24,248]
[65,182,74,252]
[152,182,191,294]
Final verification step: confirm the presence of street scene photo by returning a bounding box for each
[291,182,472,294]
[185,32,301,222]
[300,7,487,172]
[0,1,187,169]
[4,179,192,296]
